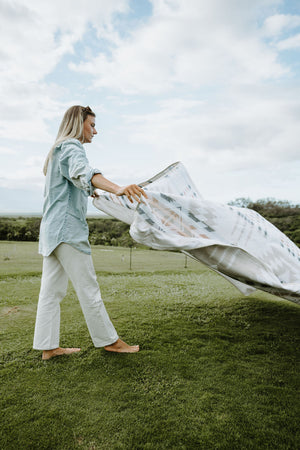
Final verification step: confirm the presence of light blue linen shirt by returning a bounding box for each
[39,139,101,256]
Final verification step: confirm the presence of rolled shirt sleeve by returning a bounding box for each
[59,139,101,196]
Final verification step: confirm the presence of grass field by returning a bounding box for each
[0,241,199,276]
[1,242,299,449]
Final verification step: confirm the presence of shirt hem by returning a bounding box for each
[39,241,92,257]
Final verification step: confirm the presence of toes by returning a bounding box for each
[42,347,81,360]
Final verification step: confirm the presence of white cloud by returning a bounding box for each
[71,0,287,93]
[262,13,300,37]
[0,82,68,142]
[277,32,300,50]
[0,0,129,140]
[0,0,128,84]
[118,84,300,173]
[0,146,17,155]
[0,154,44,190]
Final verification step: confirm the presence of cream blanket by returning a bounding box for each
[93,162,300,305]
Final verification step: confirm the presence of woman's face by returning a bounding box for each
[82,115,97,143]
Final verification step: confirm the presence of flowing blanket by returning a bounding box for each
[93,162,300,305]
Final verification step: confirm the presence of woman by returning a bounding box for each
[33,105,147,360]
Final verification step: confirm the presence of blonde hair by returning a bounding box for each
[43,105,96,175]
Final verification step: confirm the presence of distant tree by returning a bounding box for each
[248,198,299,217]
[228,197,252,208]
[86,218,135,247]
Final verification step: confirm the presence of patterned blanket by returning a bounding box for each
[93,162,300,304]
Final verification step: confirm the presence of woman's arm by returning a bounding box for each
[91,173,147,203]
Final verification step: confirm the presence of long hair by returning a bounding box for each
[43,105,96,175]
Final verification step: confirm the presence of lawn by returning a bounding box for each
[0,242,299,449]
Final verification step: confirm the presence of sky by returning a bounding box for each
[0,0,300,214]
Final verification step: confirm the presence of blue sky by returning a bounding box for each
[0,0,299,213]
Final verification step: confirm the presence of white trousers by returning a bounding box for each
[33,243,118,350]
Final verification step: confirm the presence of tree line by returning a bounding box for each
[0,217,135,247]
[0,198,299,246]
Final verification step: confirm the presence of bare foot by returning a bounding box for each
[42,347,81,360]
[104,338,139,353]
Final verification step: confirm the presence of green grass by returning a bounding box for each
[0,242,299,449]
[0,241,199,276]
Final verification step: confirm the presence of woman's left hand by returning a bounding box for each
[91,190,100,198]
[116,184,148,203]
